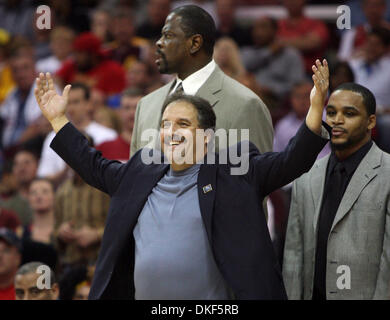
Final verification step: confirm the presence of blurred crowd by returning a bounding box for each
[0,0,389,300]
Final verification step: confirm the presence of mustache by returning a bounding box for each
[332,126,347,133]
[156,49,166,59]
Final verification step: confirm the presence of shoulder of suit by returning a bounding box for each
[139,81,173,102]
[220,73,259,99]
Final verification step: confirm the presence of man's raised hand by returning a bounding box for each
[310,59,329,111]
[34,72,71,133]
[305,59,329,135]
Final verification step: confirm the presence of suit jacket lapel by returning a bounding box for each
[330,144,382,231]
[196,65,223,107]
[151,80,176,128]
[197,163,218,245]
[312,155,330,233]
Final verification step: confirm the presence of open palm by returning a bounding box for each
[34,72,71,123]
[310,59,329,109]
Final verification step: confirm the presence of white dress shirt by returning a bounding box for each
[170,60,216,95]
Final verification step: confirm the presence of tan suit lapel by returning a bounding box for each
[195,65,223,107]
[330,144,382,231]
[312,155,330,233]
[152,80,176,126]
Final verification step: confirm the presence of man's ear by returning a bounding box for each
[189,34,203,55]
[367,114,376,130]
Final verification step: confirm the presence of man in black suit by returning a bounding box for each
[34,59,330,300]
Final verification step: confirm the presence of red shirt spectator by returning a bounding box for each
[56,32,126,95]
[277,0,329,73]
[96,136,130,163]
[278,17,329,73]
[0,284,15,300]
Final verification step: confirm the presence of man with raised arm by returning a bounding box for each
[34,60,330,300]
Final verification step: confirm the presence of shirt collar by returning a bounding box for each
[329,140,373,176]
[171,60,216,95]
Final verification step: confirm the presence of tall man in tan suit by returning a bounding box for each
[283,82,390,300]
[130,5,273,157]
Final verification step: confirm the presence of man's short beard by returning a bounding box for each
[158,57,169,74]
[330,129,368,151]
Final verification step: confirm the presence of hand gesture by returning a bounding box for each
[305,59,329,134]
[34,72,71,132]
[58,221,76,243]
[75,226,100,248]
[310,59,329,111]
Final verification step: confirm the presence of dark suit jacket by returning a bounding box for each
[51,122,329,300]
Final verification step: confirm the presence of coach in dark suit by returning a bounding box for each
[34,60,330,300]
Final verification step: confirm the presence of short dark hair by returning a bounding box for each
[334,82,376,116]
[14,148,39,162]
[162,93,216,130]
[172,5,216,56]
[70,82,90,100]
[16,262,57,284]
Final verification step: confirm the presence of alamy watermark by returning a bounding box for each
[36,5,52,30]
[140,128,250,175]
[336,5,351,30]
[336,265,351,290]
[36,264,52,289]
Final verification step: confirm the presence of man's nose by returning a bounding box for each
[334,112,344,124]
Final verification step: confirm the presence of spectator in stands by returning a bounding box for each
[329,61,355,93]
[339,0,390,61]
[0,39,42,156]
[349,28,390,111]
[93,105,121,133]
[36,26,75,75]
[213,37,263,102]
[139,43,167,92]
[0,0,35,40]
[241,16,305,102]
[2,149,38,226]
[14,261,59,300]
[349,27,390,152]
[215,0,251,47]
[278,0,329,73]
[0,28,14,104]
[0,161,17,200]
[16,178,57,270]
[55,32,126,96]
[38,83,117,185]
[0,228,21,300]
[213,37,246,80]
[90,7,111,44]
[96,88,143,162]
[136,0,172,41]
[273,81,330,159]
[108,7,148,71]
[126,60,153,94]
[54,134,110,268]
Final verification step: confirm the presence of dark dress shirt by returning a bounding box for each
[313,140,373,300]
